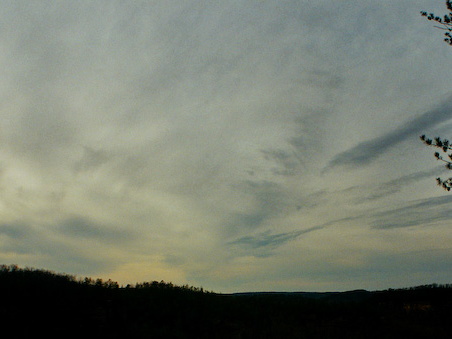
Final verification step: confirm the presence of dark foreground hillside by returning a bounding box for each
[1,265,451,338]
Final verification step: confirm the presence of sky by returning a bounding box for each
[1,0,452,293]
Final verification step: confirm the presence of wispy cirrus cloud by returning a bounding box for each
[342,168,443,203]
[227,216,360,257]
[228,226,323,252]
[328,94,452,169]
[371,195,452,229]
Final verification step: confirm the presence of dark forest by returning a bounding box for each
[0,265,451,338]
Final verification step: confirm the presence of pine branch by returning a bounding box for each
[420,135,452,191]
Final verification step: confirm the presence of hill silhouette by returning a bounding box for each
[1,264,451,338]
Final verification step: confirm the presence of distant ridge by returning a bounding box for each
[1,265,452,338]
[228,289,373,304]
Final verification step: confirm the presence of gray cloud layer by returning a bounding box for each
[0,0,451,292]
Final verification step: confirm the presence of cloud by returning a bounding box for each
[363,169,441,201]
[343,168,443,203]
[261,149,301,177]
[229,227,322,252]
[73,146,113,173]
[0,215,138,277]
[328,94,452,169]
[0,0,451,292]
[0,221,110,274]
[364,247,452,285]
[57,216,135,244]
[227,216,360,257]
[219,179,290,236]
[0,223,31,241]
[372,195,452,229]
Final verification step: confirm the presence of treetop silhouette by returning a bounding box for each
[420,135,452,190]
[420,1,452,191]
[420,0,452,44]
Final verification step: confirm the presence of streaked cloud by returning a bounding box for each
[328,95,452,169]
[372,195,452,229]
[228,226,324,256]
[0,0,451,292]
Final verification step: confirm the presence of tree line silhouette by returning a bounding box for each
[1,265,451,338]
